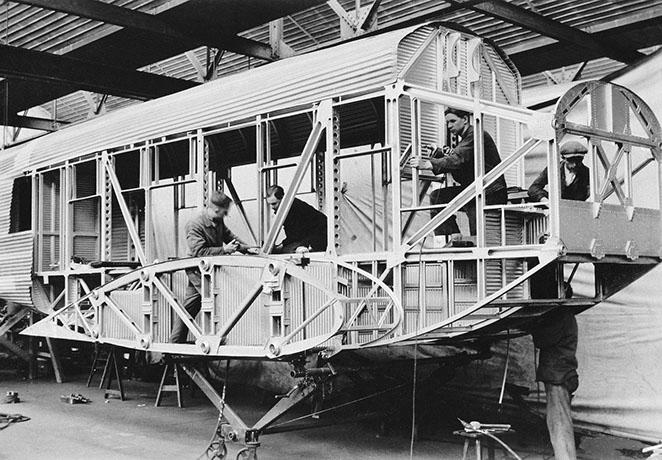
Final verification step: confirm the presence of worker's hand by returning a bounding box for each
[422,143,437,156]
[244,246,260,255]
[540,197,549,203]
[409,157,433,170]
[223,239,239,254]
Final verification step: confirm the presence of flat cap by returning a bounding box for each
[560,140,587,158]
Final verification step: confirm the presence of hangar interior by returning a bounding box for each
[1,1,661,459]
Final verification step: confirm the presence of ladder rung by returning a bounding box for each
[160,384,180,391]
[342,297,391,303]
[464,314,500,320]
[343,325,392,332]
[423,326,473,338]
[491,298,597,308]
[260,163,296,172]
[401,203,448,213]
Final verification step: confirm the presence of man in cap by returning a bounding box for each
[528,140,590,460]
[528,140,590,202]
[170,190,251,343]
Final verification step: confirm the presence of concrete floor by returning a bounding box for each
[0,372,649,460]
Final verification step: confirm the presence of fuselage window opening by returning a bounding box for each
[152,138,192,183]
[9,176,32,233]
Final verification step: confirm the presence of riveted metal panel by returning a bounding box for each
[0,231,34,306]
[105,290,142,340]
[485,46,520,104]
[215,266,266,346]
[301,262,336,339]
[397,26,438,87]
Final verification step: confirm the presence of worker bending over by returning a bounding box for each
[170,190,251,343]
[265,185,327,253]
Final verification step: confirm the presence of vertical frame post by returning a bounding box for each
[196,129,206,208]
[100,152,112,269]
[473,108,486,300]
[410,97,420,207]
[386,83,403,333]
[256,116,267,245]
[60,166,67,272]
[547,138,561,239]
[323,102,340,256]
[141,146,152,264]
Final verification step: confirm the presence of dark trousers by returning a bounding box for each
[429,186,508,235]
[169,271,201,344]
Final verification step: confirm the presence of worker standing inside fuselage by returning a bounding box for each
[170,190,251,344]
[408,108,508,242]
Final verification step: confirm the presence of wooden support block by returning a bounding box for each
[101,348,125,401]
[45,337,65,383]
[155,363,184,408]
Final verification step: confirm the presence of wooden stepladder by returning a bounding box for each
[155,358,184,408]
[87,345,125,400]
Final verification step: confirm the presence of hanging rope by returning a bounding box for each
[498,334,511,410]
[409,235,428,459]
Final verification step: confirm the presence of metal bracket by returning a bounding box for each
[590,238,606,260]
[625,240,639,261]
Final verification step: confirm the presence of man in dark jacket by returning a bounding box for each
[527,140,590,460]
[170,190,249,343]
[528,140,590,202]
[265,185,327,253]
[409,108,508,238]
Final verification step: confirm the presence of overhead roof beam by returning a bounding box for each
[0,43,197,101]
[5,114,68,132]
[12,0,274,61]
[451,0,646,64]
[511,17,662,76]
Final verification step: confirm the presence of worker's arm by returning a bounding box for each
[187,225,233,257]
[528,167,549,201]
[428,146,468,175]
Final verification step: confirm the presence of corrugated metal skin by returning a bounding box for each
[301,263,335,338]
[106,290,141,340]
[217,266,267,346]
[0,231,34,306]
[397,26,436,81]
[10,23,522,173]
[0,147,32,236]
[11,26,421,171]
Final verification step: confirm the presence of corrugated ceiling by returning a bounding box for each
[0,0,660,128]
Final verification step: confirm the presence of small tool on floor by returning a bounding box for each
[1,391,20,404]
[0,412,30,430]
[60,393,91,404]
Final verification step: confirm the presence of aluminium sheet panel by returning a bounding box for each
[0,231,35,306]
